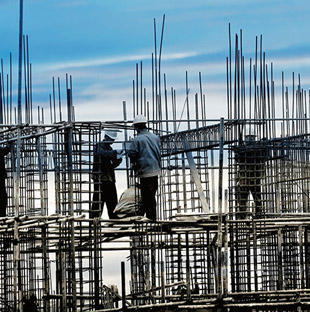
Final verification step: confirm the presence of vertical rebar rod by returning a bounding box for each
[42,226,50,311]
[14,1,24,310]
[140,61,143,114]
[199,72,205,126]
[26,35,30,123]
[53,77,56,123]
[136,63,139,115]
[6,74,8,124]
[160,261,165,303]
[23,35,28,124]
[185,233,191,301]
[229,23,232,120]
[226,57,230,120]
[164,74,169,133]
[121,261,127,311]
[158,14,165,132]
[29,63,33,123]
[249,58,252,121]
[217,117,224,297]
[10,53,12,124]
[123,101,130,188]
[132,80,135,118]
[1,60,5,124]
[0,77,3,124]
[66,86,77,310]
[58,77,62,121]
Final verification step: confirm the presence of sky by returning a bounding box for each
[0,0,309,124]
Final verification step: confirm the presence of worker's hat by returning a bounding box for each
[133,115,147,125]
[104,130,118,140]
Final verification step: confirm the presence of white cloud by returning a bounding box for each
[41,51,199,71]
[274,56,310,70]
[74,98,126,122]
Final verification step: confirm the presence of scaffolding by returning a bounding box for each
[0,11,310,311]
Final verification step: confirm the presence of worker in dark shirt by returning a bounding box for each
[234,135,267,218]
[91,130,123,219]
[0,144,11,217]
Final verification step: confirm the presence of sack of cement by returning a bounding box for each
[113,187,142,218]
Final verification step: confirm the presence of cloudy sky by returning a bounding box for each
[0,0,309,124]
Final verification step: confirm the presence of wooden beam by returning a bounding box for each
[182,138,209,213]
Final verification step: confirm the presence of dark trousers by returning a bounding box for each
[237,179,262,218]
[140,176,158,221]
[0,179,7,217]
[92,180,118,219]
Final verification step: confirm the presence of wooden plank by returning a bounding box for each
[182,138,209,213]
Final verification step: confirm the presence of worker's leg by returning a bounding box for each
[101,181,118,219]
[0,179,7,217]
[236,184,249,219]
[91,180,102,218]
[251,180,262,215]
[140,176,158,221]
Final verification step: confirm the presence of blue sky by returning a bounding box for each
[0,0,309,122]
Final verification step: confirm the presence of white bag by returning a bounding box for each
[113,187,142,218]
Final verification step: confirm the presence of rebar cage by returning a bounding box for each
[0,22,310,312]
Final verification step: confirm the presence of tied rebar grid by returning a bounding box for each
[1,11,310,311]
[1,100,310,311]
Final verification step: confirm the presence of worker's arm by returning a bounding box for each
[98,149,117,159]
[127,140,139,162]
[233,147,243,164]
[92,142,117,176]
[127,140,140,173]
[95,141,118,159]
[112,157,122,168]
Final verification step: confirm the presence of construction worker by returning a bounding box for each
[0,144,11,217]
[128,115,161,221]
[91,130,123,219]
[234,135,267,218]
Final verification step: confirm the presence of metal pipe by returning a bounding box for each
[121,261,127,311]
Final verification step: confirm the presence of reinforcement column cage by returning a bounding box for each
[1,117,310,311]
[0,122,113,311]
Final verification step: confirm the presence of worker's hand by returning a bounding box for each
[116,149,126,156]
[116,149,126,159]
